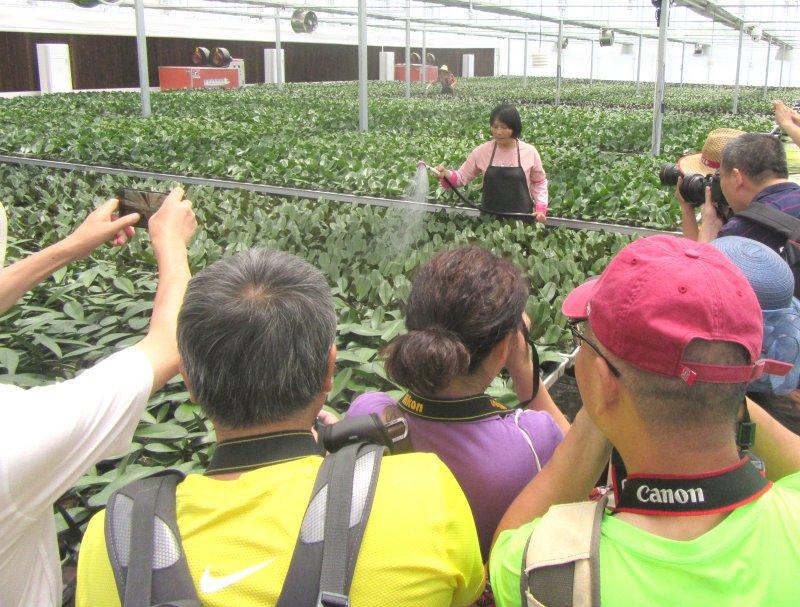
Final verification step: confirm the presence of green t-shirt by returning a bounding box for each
[490,471,800,607]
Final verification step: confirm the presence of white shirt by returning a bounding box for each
[0,347,153,607]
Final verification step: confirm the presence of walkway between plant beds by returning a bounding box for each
[0,154,679,238]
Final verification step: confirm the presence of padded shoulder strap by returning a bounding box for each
[522,496,608,607]
[276,442,386,607]
[105,469,200,607]
[736,202,800,240]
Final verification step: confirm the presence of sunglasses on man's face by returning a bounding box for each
[568,322,621,378]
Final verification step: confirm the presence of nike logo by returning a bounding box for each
[199,558,275,594]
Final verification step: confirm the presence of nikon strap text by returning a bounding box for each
[611,456,771,516]
[205,430,321,475]
[397,391,511,421]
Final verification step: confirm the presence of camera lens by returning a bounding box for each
[678,174,708,207]
[659,163,682,186]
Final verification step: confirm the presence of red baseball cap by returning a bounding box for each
[562,235,792,384]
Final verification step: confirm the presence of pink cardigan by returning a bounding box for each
[441,140,549,209]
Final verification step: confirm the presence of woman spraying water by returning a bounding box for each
[432,104,549,222]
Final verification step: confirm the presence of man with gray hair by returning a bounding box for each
[681,131,800,252]
[76,248,485,607]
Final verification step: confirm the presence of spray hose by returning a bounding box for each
[420,162,481,209]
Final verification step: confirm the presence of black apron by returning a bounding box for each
[480,140,534,215]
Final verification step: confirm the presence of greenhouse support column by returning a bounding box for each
[589,41,594,84]
[650,0,670,157]
[274,7,283,90]
[635,34,643,95]
[732,23,744,115]
[405,0,411,99]
[779,52,784,89]
[523,31,529,85]
[763,41,771,97]
[134,0,151,117]
[679,42,685,86]
[358,0,368,132]
[507,35,511,76]
[556,20,563,106]
[422,27,427,82]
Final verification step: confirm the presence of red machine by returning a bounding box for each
[393,63,438,82]
[158,66,241,91]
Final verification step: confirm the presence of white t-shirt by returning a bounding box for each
[0,347,153,607]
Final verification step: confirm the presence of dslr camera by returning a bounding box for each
[658,164,731,220]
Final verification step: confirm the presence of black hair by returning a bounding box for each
[721,133,788,183]
[177,249,336,429]
[384,246,529,395]
[489,104,523,138]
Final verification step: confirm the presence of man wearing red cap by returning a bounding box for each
[490,235,800,607]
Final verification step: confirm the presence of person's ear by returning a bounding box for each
[589,353,621,418]
[321,344,337,393]
[491,331,517,368]
[179,363,198,404]
[732,168,745,189]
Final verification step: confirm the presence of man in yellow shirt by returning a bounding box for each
[76,249,484,607]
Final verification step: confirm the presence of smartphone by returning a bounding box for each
[117,188,168,229]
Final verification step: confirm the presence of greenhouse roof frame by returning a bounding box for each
[207,0,603,44]
[676,0,793,49]
[416,0,702,46]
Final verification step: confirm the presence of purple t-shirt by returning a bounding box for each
[347,392,564,560]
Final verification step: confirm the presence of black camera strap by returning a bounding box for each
[611,455,771,516]
[397,391,512,421]
[205,430,322,475]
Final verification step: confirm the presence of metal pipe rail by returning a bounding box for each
[542,347,580,391]
[0,155,678,238]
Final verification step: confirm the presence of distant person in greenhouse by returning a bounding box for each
[347,246,568,561]
[76,249,485,607]
[0,188,196,607]
[437,64,456,95]
[713,236,800,435]
[490,235,800,607]
[433,104,549,222]
[678,130,800,254]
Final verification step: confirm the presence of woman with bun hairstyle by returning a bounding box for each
[346,246,568,560]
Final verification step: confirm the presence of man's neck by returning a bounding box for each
[214,416,314,444]
[613,440,743,540]
[754,177,791,197]
[618,441,741,476]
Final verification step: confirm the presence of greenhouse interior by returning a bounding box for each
[2,1,800,606]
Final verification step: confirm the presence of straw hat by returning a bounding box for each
[439,65,450,72]
[677,128,745,176]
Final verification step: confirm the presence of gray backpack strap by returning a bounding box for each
[737,201,800,240]
[521,495,608,607]
[104,470,201,607]
[276,442,385,607]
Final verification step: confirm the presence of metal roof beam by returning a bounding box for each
[674,0,792,48]
[415,0,698,45]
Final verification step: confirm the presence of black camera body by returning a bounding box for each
[659,163,731,220]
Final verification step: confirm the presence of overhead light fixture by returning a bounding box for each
[599,28,614,47]
[693,43,704,56]
[620,42,634,55]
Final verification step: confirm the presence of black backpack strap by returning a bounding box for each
[736,202,800,240]
[276,442,385,607]
[105,470,200,607]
